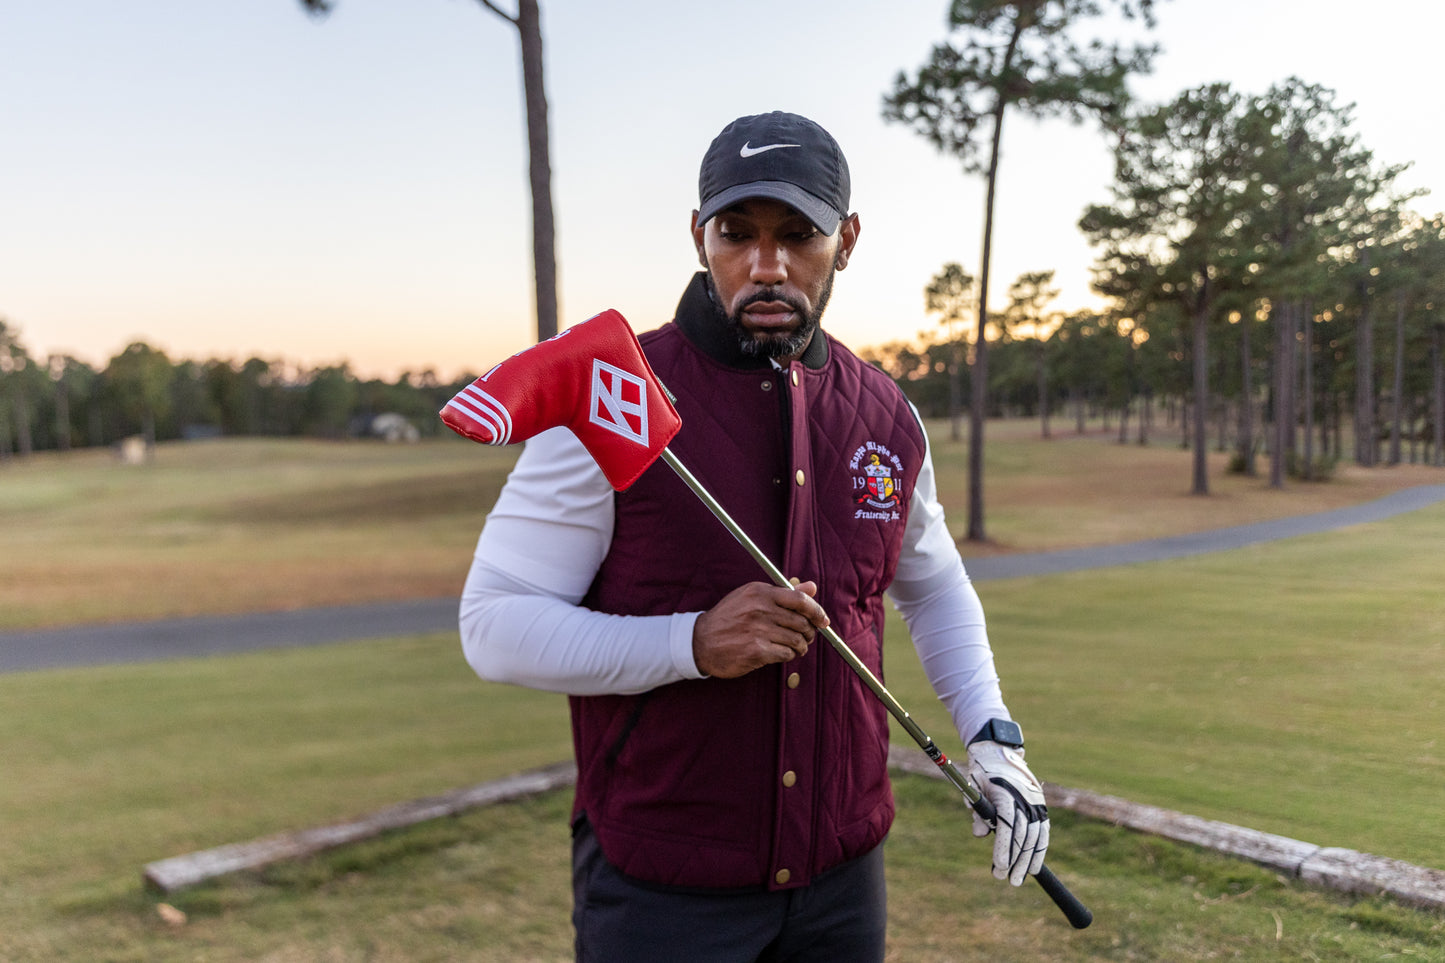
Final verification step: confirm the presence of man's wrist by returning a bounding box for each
[673,612,707,679]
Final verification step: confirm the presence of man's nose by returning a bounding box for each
[749,241,787,286]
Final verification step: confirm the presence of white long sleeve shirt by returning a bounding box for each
[460,419,1011,746]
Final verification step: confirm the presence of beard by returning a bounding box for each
[704,270,835,360]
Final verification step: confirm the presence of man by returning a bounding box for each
[460,111,1050,962]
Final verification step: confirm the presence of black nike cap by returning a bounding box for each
[696,111,851,236]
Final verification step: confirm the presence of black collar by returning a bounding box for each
[672,272,830,371]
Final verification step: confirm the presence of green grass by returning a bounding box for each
[4,427,1435,629]
[0,637,571,957]
[881,502,1445,872]
[4,510,1444,959]
[885,780,1445,962]
[6,777,1443,961]
[3,430,1444,959]
[0,437,516,628]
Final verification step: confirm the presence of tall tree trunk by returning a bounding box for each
[1408,401,1419,464]
[1117,357,1131,446]
[961,18,1029,542]
[965,95,1009,542]
[55,376,71,452]
[1284,301,1299,455]
[1239,309,1256,476]
[1216,330,1228,454]
[88,404,103,449]
[1302,303,1315,480]
[1269,302,1290,488]
[1355,276,1376,466]
[949,339,964,442]
[1191,306,1210,495]
[13,385,33,457]
[1432,324,1444,467]
[1389,293,1405,465]
[515,0,558,341]
[1037,342,1050,439]
[1332,391,1343,460]
[462,0,560,341]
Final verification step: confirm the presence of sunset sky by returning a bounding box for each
[3,1,1441,380]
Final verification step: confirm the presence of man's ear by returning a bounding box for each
[833,213,861,271]
[690,210,707,268]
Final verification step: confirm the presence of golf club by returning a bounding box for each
[660,446,1093,930]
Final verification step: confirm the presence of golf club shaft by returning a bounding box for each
[660,447,1092,929]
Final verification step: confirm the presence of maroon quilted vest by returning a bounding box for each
[572,275,927,890]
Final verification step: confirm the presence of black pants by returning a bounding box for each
[571,818,887,963]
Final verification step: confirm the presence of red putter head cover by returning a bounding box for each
[440,309,682,491]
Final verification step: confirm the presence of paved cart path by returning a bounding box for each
[4,483,1444,674]
[958,481,1445,580]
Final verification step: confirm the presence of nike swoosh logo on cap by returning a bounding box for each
[739,142,801,158]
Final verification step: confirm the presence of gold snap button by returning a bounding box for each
[782,770,797,788]
[795,469,805,486]
[775,868,791,885]
[787,672,800,689]
[761,380,772,391]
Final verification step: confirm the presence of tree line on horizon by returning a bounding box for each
[867,71,1445,492]
[3,252,1441,477]
[0,322,472,459]
[862,220,1445,477]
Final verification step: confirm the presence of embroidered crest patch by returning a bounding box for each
[849,442,904,521]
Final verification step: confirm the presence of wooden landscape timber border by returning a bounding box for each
[142,761,577,894]
[143,749,1445,914]
[889,747,1445,912]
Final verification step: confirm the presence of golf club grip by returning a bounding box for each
[972,796,1092,929]
[1035,865,1093,929]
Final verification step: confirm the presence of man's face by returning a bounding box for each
[691,198,860,363]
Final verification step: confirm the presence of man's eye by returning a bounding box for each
[720,231,749,242]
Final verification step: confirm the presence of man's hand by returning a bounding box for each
[967,740,1050,886]
[692,581,830,679]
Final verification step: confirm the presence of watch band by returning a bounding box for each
[969,717,1024,748]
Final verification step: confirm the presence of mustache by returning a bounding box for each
[737,290,806,314]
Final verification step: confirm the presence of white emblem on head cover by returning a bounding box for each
[590,358,650,446]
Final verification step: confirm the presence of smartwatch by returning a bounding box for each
[969,718,1024,749]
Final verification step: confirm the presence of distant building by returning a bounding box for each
[116,435,148,464]
[369,413,420,443]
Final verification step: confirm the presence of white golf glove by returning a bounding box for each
[966,740,1050,885]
